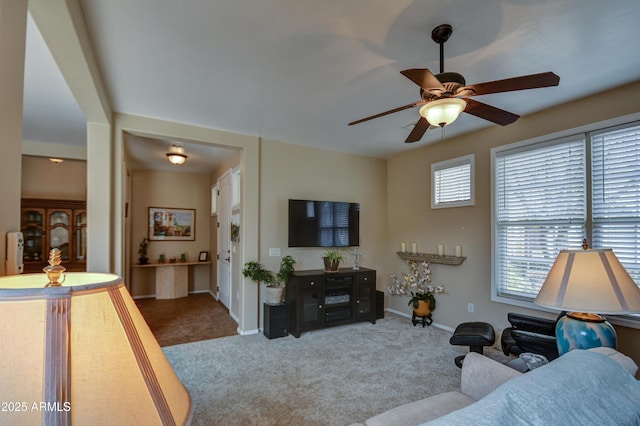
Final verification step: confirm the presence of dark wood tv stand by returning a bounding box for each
[285,267,376,338]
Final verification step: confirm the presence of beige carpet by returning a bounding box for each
[163,313,511,426]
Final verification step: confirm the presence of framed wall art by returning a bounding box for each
[149,207,195,241]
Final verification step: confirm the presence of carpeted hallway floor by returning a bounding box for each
[136,293,238,346]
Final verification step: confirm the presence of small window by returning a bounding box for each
[231,167,241,210]
[211,185,217,216]
[431,154,475,209]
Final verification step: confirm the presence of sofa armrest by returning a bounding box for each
[460,352,522,400]
[588,347,638,376]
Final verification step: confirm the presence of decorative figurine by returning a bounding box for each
[43,248,66,287]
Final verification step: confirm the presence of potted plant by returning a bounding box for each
[242,255,296,304]
[138,237,150,264]
[277,255,296,284]
[322,248,344,272]
[388,260,446,317]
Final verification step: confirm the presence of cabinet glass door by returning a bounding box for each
[75,211,87,261]
[49,210,71,260]
[355,285,372,317]
[302,290,323,326]
[21,209,45,262]
[355,272,375,320]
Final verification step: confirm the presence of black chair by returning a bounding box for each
[500,312,565,361]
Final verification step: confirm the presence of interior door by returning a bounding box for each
[217,172,232,309]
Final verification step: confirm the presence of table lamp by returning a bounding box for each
[0,249,192,425]
[534,247,640,355]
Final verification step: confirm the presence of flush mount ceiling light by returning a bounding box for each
[419,98,467,127]
[49,158,64,163]
[166,143,187,165]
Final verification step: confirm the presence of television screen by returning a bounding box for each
[288,199,360,247]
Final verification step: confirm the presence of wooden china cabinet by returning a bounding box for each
[21,198,87,273]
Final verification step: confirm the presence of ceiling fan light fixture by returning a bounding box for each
[166,143,187,165]
[419,98,467,127]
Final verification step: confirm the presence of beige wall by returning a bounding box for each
[258,138,388,319]
[0,1,27,276]
[22,156,86,200]
[387,81,640,367]
[129,169,211,297]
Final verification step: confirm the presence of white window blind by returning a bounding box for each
[495,138,586,299]
[592,123,640,283]
[432,154,474,208]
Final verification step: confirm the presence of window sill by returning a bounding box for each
[492,294,640,330]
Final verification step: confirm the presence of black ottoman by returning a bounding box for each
[450,322,496,368]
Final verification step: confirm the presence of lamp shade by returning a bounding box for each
[0,273,192,425]
[534,249,640,314]
[419,98,467,127]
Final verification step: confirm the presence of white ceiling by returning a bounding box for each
[22,0,640,172]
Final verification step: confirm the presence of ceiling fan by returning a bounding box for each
[348,24,560,143]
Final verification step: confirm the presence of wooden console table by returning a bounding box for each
[132,261,211,299]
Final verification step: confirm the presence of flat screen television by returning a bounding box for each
[288,199,360,247]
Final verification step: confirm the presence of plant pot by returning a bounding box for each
[323,257,339,272]
[265,286,284,305]
[138,257,149,265]
[413,300,432,316]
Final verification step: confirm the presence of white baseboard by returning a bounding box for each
[385,308,454,333]
[239,328,260,336]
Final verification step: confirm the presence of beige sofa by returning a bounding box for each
[353,347,639,426]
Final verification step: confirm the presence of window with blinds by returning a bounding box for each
[592,123,640,283]
[494,137,586,299]
[493,121,640,317]
[431,154,474,209]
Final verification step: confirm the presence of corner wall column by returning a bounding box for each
[0,0,28,276]
[87,122,113,272]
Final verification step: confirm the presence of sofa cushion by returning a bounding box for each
[363,391,474,426]
[423,349,640,425]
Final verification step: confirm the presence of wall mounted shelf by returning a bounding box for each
[397,252,466,266]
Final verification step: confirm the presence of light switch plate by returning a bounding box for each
[269,247,281,257]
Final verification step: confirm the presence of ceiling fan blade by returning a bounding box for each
[400,69,445,91]
[405,117,430,143]
[348,100,426,126]
[464,98,519,126]
[463,72,560,96]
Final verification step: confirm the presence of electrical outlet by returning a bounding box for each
[269,247,281,257]
[467,303,474,313]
